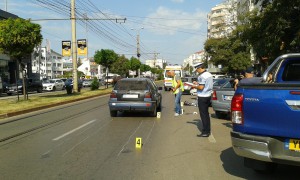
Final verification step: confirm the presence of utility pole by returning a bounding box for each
[71,0,78,92]
[84,13,89,62]
[131,27,143,78]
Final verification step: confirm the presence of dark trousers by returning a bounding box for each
[197,96,211,134]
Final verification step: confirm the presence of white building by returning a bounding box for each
[207,0,237,39]
[77,57,104,79]
[32,47,64,79]
[145,58,166,69]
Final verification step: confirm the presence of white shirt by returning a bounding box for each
[197,71,213,97]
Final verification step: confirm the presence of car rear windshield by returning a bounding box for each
[114,81,148,90]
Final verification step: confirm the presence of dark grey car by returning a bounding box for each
[108,78,162,117]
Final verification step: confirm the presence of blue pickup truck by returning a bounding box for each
[231,53,300,171]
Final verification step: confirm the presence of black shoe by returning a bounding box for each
[197,133,210,137]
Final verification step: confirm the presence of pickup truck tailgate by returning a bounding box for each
[236,85,300,138]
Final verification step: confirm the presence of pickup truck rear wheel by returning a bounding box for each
[110,110,117,117]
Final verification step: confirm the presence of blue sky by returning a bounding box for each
[0,0,224,65]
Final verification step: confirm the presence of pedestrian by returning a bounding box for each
[191,63,213,137]
[167,70,184,116]
[234,67,261,90]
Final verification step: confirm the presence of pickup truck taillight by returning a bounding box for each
[231,94,243,124]
[212,90,217,100]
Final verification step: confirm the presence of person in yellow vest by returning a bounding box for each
[167,70,184,116]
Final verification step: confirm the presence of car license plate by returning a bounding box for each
[288,139,300,151]
[123,94,138,98]
[223,95,232,101]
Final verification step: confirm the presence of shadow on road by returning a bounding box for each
[220,147,300,180]
[186,119,202,132]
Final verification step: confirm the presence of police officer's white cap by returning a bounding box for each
[193,63,203,71]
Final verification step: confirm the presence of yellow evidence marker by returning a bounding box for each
[157,112,161,118]
[136,137,142,149]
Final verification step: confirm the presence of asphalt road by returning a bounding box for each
[0,91,298,180]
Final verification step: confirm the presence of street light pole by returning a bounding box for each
[131,27,143,78]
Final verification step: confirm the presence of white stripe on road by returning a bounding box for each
[208,133,216,143]
[52,120,96,141]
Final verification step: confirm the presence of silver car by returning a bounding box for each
[211,78,234,119]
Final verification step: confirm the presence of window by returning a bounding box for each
[282,61,300,81]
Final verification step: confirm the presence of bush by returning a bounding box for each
[90,77,100,90]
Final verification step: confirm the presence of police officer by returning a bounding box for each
[191,63,213,137]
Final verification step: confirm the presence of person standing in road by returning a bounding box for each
[234,67,261,90]
[167,70,184,116]
[191,63,213,137]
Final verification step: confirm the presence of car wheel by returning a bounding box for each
[157,100,162,111]
[110,110,117,117]
[215,111,227,119]
[150,104,157,117]
[37,87,43,93]
[52,86,56,91]
[7,92,12,96]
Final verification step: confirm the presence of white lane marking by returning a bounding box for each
[117,120,143,156]
[208,133,216,143]
[62,136,89,157]
[52,120,96,141]
[61,119,113,157]
[143,121,156,146]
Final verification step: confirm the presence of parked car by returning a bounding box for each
[211,78,235,119]
[108,78,162,117]
[82,79,93,87]
[60,78,67,89]
[6,78,43,95]
[181,76,197,95]
[43,79,65,91]
[190,78,232,96]
[65,78,83,94]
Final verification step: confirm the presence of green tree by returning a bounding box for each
[242,0,300,64]
[0,18,42,100]
[110,55,129,77]
[128,57,141,77]
[94,49,118,88]
[140,64,151,73]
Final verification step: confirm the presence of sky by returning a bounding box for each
[0,0,224,65]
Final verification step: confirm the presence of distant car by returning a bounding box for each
[108,78,162,117]
[6,78,43,95]
[82,79,93,87]
[65,78,83,94]
[181,77,197,95]
[43,79,65,91]
[211,78,235,119]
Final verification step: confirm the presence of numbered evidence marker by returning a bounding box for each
[157,112,161,118]
[136,137,142,149]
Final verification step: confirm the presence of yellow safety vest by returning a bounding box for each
[172,75,184,94]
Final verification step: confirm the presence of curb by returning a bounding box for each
[0,92,110,120]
